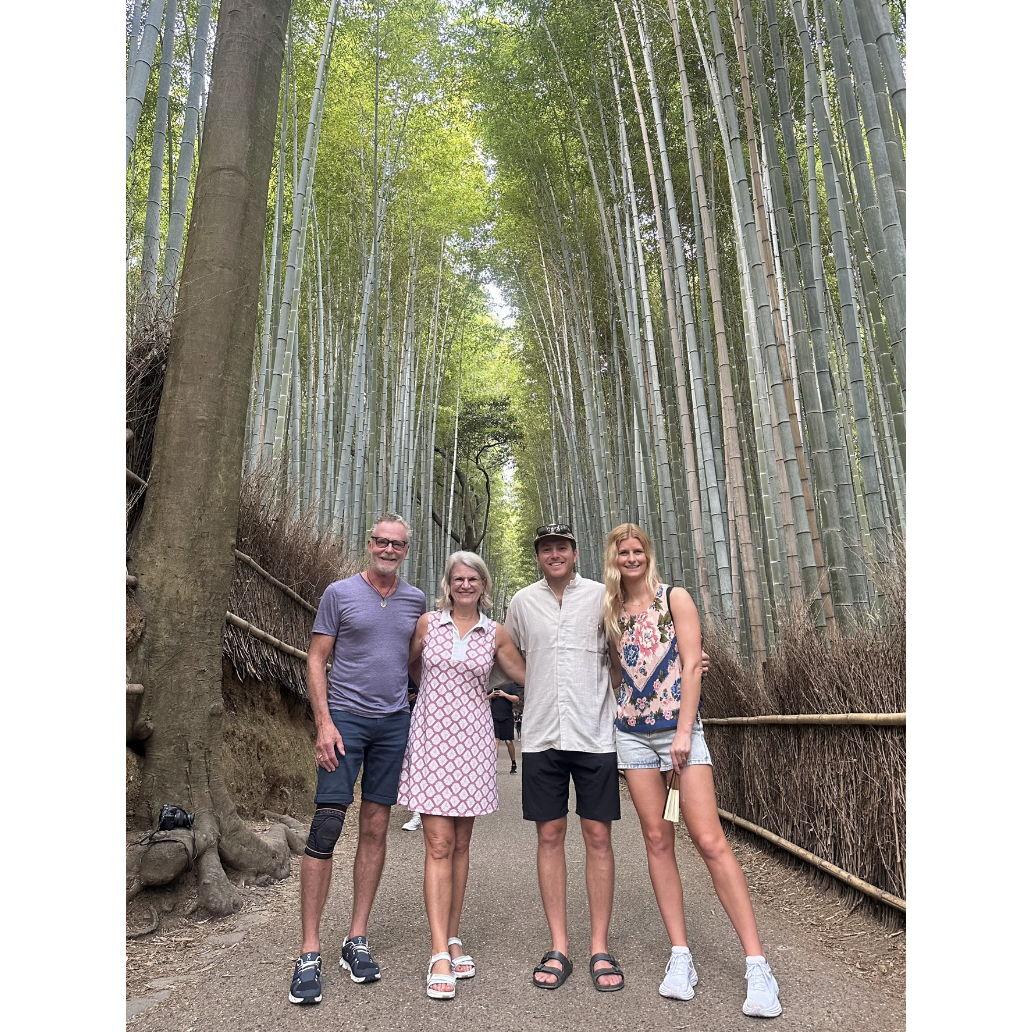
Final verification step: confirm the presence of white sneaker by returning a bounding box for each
[743,956,782,1017]
[402,813,422,831]
[659,946,698,1000]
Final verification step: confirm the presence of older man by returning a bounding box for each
[289,514,425,1006]
[504,523,625,993]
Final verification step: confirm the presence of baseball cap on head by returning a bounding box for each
[533,522,577,549]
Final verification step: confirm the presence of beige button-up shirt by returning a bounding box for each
[504,574,615,754]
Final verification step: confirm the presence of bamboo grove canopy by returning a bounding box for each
[127,0,905,661]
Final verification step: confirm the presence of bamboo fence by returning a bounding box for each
[699,608,906,914]
[704,713,904,726]
[716,806,905,911]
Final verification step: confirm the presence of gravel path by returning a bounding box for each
[128,745,905,1030]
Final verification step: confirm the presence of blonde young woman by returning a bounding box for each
[602,523,782,1018]
[397,551,525,1000]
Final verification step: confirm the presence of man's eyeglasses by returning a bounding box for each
[370,536,409,550]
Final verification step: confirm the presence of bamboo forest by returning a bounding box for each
[125,0,906,1001]
[128,0,905,647]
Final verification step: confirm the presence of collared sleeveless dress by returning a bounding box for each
[397,611,499,817]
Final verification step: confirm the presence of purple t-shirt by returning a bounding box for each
[312,573,426,717]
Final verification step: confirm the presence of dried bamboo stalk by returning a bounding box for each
[703,713,905,726]
[234,548,317,613]
[126,683,145,696]
[225,611,308,661]
[715,806,906,911]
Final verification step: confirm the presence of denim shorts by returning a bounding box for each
[315,708,411,807]
[614,714,712,772]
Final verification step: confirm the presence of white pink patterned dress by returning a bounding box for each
[396,611,499,817]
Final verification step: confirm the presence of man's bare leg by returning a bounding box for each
[300,855,334,953]
[581,817,621,988]
[347,800,390,939]
[533,818,569,986]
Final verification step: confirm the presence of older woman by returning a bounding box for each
[397,551,525,1000]
[601,523,782,1018]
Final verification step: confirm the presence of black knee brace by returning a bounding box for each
[305,805,346,859]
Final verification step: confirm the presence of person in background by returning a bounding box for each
[602,522,781,1018]
[490,681,522,773]
[289,515,424,1007]
[398,551,526,999]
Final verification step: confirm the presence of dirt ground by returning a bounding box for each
[127,748,904,1030]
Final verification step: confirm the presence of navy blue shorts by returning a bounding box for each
[315,708,411,807]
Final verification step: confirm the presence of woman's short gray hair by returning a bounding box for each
[435,551,494,612]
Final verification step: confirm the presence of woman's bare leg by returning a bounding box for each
[422,815,457,989]
[447,817,476,974]
[625,769,688,947]
[679,765,763,956]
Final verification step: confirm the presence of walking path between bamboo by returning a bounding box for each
[127,746,905,1031]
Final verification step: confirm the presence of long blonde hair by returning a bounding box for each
[602,523,661,644]
[435,551,494,613]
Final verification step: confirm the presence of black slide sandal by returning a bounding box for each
[532,950,573,989]
[589,952,625,992]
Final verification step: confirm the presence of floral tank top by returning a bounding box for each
[615,584,695,733]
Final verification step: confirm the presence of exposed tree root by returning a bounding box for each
[129,789,293,918]
[215,784,291,881]
[126,842,147,903]
[261,811,307,854]
[262,810,306,832]
[126,903,160,939]
[196,843,242,915]
[139,829,195,888]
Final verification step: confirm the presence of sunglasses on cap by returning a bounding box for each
[534,523,576,545]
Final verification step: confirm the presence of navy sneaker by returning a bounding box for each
[340,936,381,983]
[288,952,322,1005]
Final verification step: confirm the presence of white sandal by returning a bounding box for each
[448,936,476,979]
[426,952,457,999]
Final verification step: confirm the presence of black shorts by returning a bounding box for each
[493,717,515,741]
[521,749,620,823]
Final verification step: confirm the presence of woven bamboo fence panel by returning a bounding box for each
[700,608,906,909]
[222,557,314,697]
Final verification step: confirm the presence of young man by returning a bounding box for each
[289,515,425,1006]
[504,523,625,993]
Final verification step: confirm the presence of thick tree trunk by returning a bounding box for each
[128,0,293,917]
